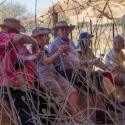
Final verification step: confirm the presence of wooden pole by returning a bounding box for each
[52,12,58,27]
[70,24,73,39]
[112,23,115,38]
[90,20,92,35]
[90,20,93,49]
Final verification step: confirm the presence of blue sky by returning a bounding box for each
[5,0,58,14]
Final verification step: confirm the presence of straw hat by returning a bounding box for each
[53,21,75,35]
[31,27,53,38]
[0,18,26,33]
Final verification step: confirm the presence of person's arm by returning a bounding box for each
[42,44,68,65]
[121,51,125,61]
[77,52,83,60]
[87,48,108,70]
[48,40,59,56]
[12,34,38,54]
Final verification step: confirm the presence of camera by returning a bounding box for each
[61,42,69,46]
[13,60,24,69]
[61,42,70,50]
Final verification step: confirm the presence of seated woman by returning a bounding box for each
[31,27,78,119]
[76,32,125,109]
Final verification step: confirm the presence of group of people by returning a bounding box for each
[0,17,125,125]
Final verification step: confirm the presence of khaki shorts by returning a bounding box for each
[43,74,73,103]
[38,63,73,102]
[103,77,116,95]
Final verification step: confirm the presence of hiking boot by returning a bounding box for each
[96,111,114,124]
[120,101,125,106]
[104,97,122,113]
[117,101,125,110]
[106,102,122,113]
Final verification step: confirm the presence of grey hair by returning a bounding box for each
[113,35,123,43]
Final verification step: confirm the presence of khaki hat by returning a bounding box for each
[31,27,53,38]
[53,21,75,35]
[0,18,26,33]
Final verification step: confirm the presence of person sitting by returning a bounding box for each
[76,32,109,71]
[48,21,125,124]
[105,35,125,86]
[76,32,125,111]
[0,18,39,125]
[31,27,78,120]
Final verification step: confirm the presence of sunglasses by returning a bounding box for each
[38,34,50,39]
[9,29,20,33]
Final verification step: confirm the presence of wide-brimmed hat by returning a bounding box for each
[0,18,26,33]
[53,21,75,35]
[31,27,53,38]
[79,32,94,40]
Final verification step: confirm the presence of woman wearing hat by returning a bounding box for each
[76,32,114,71]
[31,27,78,120]
[0,18,40,125]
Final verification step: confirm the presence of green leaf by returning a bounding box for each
[13,87,18,90]
[20,87,28,92]
[41,108,46,114]
[17,78,23,83]
[56,96,61,100]
[8,82,13,87]
[56,96,62,101]
[47,110,51,114]
[28,98,32,101]
[52,102,56,107]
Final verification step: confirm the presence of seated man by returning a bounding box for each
[48,21,125,124]
[105,35,125,86]
[31,27,78,119]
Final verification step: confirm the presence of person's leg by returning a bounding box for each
[57,75,78,118]
[101,76,125,109]
[3,87,37,125]
[60,69,114,123]
[76,70,114,124]
[68,88,78,118]
[32,84,57,125]
[115,73,125,85]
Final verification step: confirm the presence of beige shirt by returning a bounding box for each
[77,47,107,71]
[105,48,125,78]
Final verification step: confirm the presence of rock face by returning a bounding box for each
[37,0,125,25]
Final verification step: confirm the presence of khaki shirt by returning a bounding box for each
[105,48,125,78]
[77,47,107,71]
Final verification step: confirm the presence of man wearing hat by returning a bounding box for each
[0,18,39,125]
[31,27,78,120]
[105,35,125,86]
[48,21,116,124]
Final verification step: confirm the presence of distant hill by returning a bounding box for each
[36,0,125,25]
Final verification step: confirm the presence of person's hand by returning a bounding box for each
[106,66,117,72]
[37,51,44,61]
[114,66,121,71]
[58,44,69,55]
[79,60,88,67]
[87,58,101,65]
